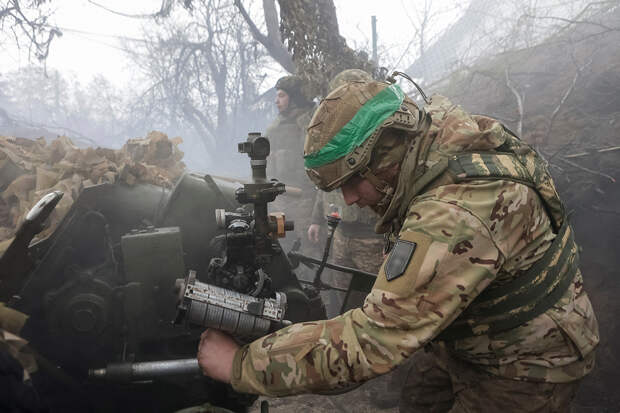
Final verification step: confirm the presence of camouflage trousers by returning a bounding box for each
[399,344,581,413]
[331,229,384,275]
[321,230,384,316]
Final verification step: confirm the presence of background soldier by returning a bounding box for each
[266,75,315,190]
[266,76,316,245]
[197,78,599,412]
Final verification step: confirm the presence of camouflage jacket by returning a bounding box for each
[230,96,599,397]
[266,106,314,189]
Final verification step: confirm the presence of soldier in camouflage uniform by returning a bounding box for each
[197,79,599,412]
[266,75,315,189]
[266,76,316,243]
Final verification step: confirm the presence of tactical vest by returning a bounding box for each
[395,129,579,340]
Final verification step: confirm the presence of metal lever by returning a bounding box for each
[0,191,64,302]
[311,209,341,289]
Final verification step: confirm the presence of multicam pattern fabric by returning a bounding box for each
[321,222,384,316]
[304,81,424,192]
[399,346,583,413]
[303,84,404,168]
[230,95,598,397]
[331,231,384,275]
[328,69,372,92]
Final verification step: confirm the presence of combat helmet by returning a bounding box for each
[328,68,373,92]
[275,75,312,108]
[303,78,427,199]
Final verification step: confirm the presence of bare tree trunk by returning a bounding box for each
[278,0,375,96]
[234,0,295,72]
[236,0,375,96]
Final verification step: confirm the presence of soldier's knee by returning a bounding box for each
[399,351,454,413]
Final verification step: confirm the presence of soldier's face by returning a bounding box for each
[275,89,290,113]
[341,175,383,208]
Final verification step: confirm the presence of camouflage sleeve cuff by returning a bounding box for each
[230,344,254,394]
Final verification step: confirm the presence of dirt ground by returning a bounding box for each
[249,373,401,413]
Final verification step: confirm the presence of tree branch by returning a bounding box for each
[545,52,593,151]
[234,0,294,72]
[560,157,616,183]
[564,146,620,158]
[262,0,280,43]
[278,0,375,96]
[0,5,17,20]
[86,0,174,19]
[3,0,61,61]
[521,13,618,32]
[504,68,524,137]
[591,205,620,216]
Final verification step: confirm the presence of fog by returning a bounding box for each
[1,1,604,174]
[1,1,619,412]
[1,0,466,174]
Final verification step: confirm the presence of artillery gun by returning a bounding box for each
[1,132,379,412]
[0,133,329,412]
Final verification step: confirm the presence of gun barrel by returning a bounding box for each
[89,358,200,382]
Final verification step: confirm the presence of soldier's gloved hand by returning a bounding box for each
[197,329,238,384]
[307,224,320,243]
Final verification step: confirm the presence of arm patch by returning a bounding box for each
[374,231,433,295]
[385,240,417,281]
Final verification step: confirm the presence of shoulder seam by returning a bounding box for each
[406,198,507,262]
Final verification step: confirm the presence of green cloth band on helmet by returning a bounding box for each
[304,84,405,168]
